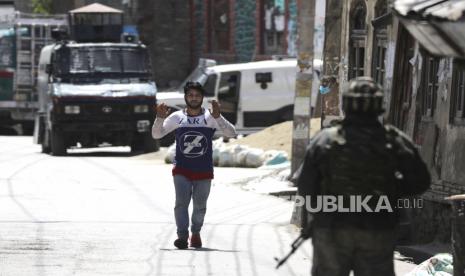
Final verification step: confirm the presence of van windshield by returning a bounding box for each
[55,46,151,77]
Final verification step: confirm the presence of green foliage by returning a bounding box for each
[32,0,53,14]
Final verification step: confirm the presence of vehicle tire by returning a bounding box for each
[143,132,160,153]
[50,128,66,156]
[159,131,175,147]
[130,134,143,153]
[130,140,141,153]
[41,129,51,153]
[21,122,34,136]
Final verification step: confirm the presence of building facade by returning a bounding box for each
[322,0,465,243]
[43,0,299,90]
[135,0,299,90]
[190,0,297,65]
[135,0,191,89]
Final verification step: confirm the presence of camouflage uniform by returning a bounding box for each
[295,77,431,276]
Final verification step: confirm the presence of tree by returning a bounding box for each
[32,0,53,14]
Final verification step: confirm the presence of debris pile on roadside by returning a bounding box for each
[164,138,290,168]
[163,118,321,168]
[240,164,296,195]
[405,253,453,276]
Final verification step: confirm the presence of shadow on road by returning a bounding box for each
[65,151,137,157]
[159,247,240,253]
[0,126,19,136]
[396,243,451,264]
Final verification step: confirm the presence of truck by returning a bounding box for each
[33,3,158,155]
[156,57,297,145]
[0,6,67,134]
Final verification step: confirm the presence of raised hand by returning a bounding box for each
[156,103,170,118]
[210,100,221,118]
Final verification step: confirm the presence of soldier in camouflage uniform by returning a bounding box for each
[295,77,431,276]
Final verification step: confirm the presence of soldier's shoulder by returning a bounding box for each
[308,126,341,147]
[315,126,339,138]
[384,124,414,144]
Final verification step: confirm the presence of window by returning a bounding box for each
[349,0,367,79]
[389,24,415,130]
[217,72,240,124]
[372,36,386,85]
[421,54,440,117]
[372,0,388,85]
[69,48,90,73]
[65,48,150,74]
[263,0,286,55]
[121,49,150,73]
[203,74,217,97]
[451,62,465,123]
[209,0,230,51]
[90,49,122,73]
[0,30,14,68]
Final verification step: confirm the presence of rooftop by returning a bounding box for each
[69,3,123,14]
[394,0,465,21]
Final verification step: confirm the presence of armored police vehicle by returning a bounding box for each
[33,3,158,155]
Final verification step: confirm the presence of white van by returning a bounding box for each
[157,58,297,139]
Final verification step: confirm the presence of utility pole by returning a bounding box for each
[290,0,316,227]
[291,0,316,176]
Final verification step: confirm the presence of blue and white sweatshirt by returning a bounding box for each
[152,108,236,180]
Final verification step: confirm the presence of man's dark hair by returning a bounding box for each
[184,81,205,95]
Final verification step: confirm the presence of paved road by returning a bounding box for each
[0,136,416,275]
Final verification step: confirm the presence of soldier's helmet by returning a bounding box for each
[342,77,384,116]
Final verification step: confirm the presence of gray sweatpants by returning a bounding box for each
[311,226,396,276]
[173,174,211,239]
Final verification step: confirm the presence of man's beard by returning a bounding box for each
[186,99,202,109]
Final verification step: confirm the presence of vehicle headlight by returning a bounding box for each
[134,105,149,113]
[64,105,80,114]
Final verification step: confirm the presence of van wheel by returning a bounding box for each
[51,129,66,156]
[131,133,160,153]
[41,129,51,153]
[21,122,34,136]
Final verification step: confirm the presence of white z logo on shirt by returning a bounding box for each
[180,131,208,158]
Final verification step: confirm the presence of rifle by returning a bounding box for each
[275,224,312,269]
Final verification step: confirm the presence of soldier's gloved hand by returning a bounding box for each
[300,225,312,239]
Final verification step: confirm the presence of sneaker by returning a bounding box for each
[190,233,202,248]
[174,238,188,249]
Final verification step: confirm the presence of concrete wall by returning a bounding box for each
[234,0,256,62]
[137,0,191,90]
[193,0,298,65]
[191,0,206,68]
